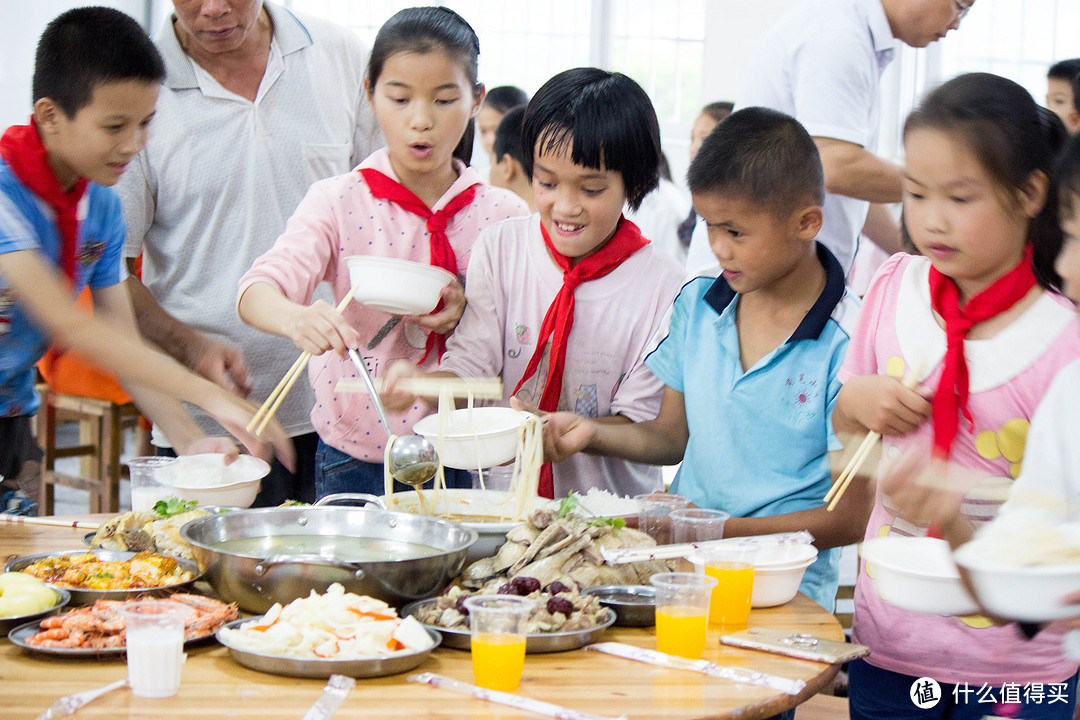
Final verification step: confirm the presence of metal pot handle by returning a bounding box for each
[313,493,387,510]
[253,553,366,579]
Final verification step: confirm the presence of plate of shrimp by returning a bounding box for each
[6,593,238,655]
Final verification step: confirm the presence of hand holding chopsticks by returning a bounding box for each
[826,361,926,512]
[247,294,355,436]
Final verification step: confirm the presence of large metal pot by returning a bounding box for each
[180,494,477,613]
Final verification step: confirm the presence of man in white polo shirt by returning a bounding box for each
[116,0,380,505]
[685,0,971,277]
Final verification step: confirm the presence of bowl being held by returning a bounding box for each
[859,536,978,616]
[953,543,1080,622]
[344,256,455,316]
[581,585,656,627]
[413,407,533,470]
[158,454,270,508]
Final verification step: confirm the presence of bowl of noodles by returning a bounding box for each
[413,407,534,469]
[953,512,1080,622]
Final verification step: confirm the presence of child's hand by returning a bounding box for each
[539,411,595,464]
[180,436,241,464]
[288,299,360,357]
[187,334,252,398]
[840,374,932,436]
[878,450,968,532]
[380,359,422,412]
[202,390,296,473]
[407,280,466,336]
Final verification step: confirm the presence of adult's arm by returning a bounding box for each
[861,202,903,255]
[124,261,251,397]
[814,137,903,204]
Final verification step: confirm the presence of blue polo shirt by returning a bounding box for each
[645,242,858,610]
[0,159,126,417]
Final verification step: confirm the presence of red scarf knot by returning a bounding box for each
[512,216,649,497]
[0,118,86,283]
[927,244,1037,459]
[358,168,478,363]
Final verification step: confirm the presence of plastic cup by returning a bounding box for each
[126,456,179,512]
[634,492,692,545]
[689,543,756,628]
[469,465,515,492]
[463,595,534,691]
[670,508,730,544]
[118,600,193,698]
[650,572,717,659]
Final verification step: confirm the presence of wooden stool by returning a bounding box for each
[37,387,141,515]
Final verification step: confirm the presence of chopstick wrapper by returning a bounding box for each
[586,642,805,696]
[301,674,355,720]
[407,673,626,720]
[600,531,815,565]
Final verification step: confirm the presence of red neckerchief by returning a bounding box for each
[0,118,85,282]
[358,167,478,363]
[928,244,1037,459]
[512,216,649,497]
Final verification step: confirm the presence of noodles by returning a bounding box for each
[509,414,544,521]
[383,434,397,499]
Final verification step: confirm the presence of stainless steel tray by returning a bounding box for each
[5,549,202,605]
[399,598,615,653]
[215,616,442,678]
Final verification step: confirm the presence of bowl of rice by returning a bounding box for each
[158,454,270,508]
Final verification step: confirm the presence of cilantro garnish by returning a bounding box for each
[152,497,199,517]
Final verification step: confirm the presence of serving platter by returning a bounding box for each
[400,598,615,653]
[7,616,221,657]
[5,549,203,605]
[215,616,442,678]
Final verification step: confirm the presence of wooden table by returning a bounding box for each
[0,517,845,719]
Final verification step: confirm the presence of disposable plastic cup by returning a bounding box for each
[463,595,534,691]
[469,465,515,492]
[634,492,692,545]
[118,600,193,698]
[671,508,730,544]
[650,572,717,659]
[126,456,179,512]
[689,544,756,628]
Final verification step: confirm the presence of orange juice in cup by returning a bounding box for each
[470,632,527,690]
[463,595,534,691]
[650,572,717,659]
[691,544,756,628]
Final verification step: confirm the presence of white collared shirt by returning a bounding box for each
[116,1,380,439]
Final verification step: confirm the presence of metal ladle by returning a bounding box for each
[346,348,439,488]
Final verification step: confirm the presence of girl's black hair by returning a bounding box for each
[521,68,661,211]
[484,85,528,114]
[904,72,1064,290]
[366,6,481,166]
[1056,133,1080,220]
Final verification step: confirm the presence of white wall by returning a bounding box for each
[0,1,150,129]
[702,0,798,104]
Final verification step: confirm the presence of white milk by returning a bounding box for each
[126,625,185,697]
[130,486,171,512]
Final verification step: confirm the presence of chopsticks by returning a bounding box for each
[334,376,503,400]
[825,362,924,512]
[0,515,101,531]
[247,294,354,436]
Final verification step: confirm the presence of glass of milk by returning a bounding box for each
[126,456,179,512]
[118,600,193,698]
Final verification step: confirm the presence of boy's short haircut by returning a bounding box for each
[687,106,825,219]
[1056,134,1080,218]
[493,105,527,167]
[33,6,165,118]
[1048,59,1080,81]
[522,67,661,211]
[701,101,735,124]
[485,85,528,114]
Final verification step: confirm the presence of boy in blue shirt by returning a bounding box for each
[0,7,291,506]
[542,107,869,609]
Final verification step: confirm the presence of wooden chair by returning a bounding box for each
[37,386,141,514]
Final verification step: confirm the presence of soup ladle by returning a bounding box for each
[346,348,439,488]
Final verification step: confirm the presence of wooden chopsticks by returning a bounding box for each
[246,294,354,436]
[825,362,924,512]
[334,376,503,400]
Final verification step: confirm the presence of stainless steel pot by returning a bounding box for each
[179,494,477,613]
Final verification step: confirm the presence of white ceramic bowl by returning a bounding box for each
[158,454,271,508]
[344,256,455,315]
[413,407,533,469]
[753,543,819,569]
[953,543,1080,622]
[750,557,816,608]
[382,489,541,564]
[859,536,978,616]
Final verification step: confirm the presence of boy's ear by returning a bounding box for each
[795,205,823,240]
[471,83,486,119]
[33,98,63,136]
